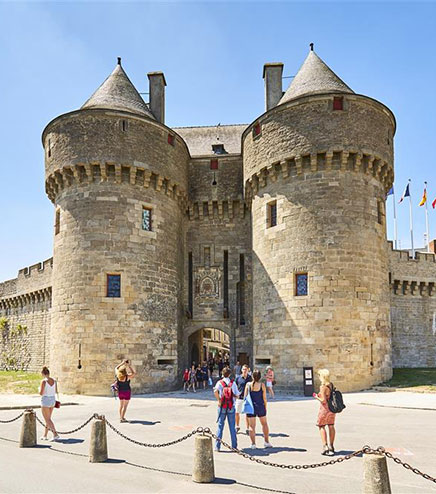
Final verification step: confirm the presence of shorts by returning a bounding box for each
[247,405,266,418]
[118,390,131,400]
[41,396,56,408]
[235,398,244,414]
[266,381,273,388]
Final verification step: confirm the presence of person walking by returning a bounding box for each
[265,366,275,399]
[213,366,240,452]
[201,361,209,389]
[313,368,336,456]
[208,355,215,379]
[218,358,224,378]
[233,360,241,378]
[39,366,60,441]
[182,368,190,392]
[235,364,252,434]
[187,364,197,392]
[115,360,136,422]
[244,369,272,449]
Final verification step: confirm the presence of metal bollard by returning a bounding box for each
[19,410,37,448]
[89,416,108,463]
[192,433,215,483]
[363,453,392,494]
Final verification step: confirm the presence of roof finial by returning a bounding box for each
[309,43,314,52]
[117,57,122,65]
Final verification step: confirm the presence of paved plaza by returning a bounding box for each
[1,389,436,493]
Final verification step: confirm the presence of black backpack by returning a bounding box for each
[327,384,346,413]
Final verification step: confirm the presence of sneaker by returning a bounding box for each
[40,436,48,441]
[321,445,329,456]
[250,444,257,450]
[264,442,273,448]
[50,435,61,442]
[236,427,240,433]
[120,418,128,423]
[328,446,335,456]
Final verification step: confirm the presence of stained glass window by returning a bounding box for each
[142,208,152,231]
[296,273,308,296]
[107,274,121,298]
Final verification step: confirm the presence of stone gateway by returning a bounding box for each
[1,47,435,394]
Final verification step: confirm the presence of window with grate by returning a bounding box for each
[267,201,277,228]
[212,144,226,154]
[295,273,308,296]
[142,207,152,231]
[107,274,121,298]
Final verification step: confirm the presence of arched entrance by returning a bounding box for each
[188,327,231,375]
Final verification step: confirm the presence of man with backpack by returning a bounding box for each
[213,366,240,452]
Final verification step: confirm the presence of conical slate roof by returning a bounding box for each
[279,49,354,104]
[81,59,154,119]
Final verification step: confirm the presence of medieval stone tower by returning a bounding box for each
[0,46,410,395]
[43,60,190,394]
[244,47,395,391]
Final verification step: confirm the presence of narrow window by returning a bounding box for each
[333,96,343,111]
[121,120,128,132]
[107,274,121,298]
[267,201,277,228]
[223,250,229,318]
[188,252,193,317]
[210,159,219,170]
[370,343,374,367]
[239,253,245,325]
[142,207,152,231]
[54,209,60,235]
[48,139,52,158]
[295,273,308,296]
[167,133,175,146]
[377,200,384,225]
[253,122,261,137]
[204,247,211,267]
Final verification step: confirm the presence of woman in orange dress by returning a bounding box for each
[313,369,336,456]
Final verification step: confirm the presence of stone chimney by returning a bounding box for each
[147,71,166,124]
[263,63,284,112]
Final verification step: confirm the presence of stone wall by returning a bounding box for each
[389,244,436,367]
[0,259,52,371]
[185,156,252,367]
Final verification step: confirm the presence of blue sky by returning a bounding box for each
[0,1,435,281]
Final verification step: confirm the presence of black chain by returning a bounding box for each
[0,412,24,423]
[365,446,436,484]
[210,431,364,469]
[105,419,200,447]
[35,413,95,435]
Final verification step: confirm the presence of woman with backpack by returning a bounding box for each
[313,368,336,456]
[244,369,273,449]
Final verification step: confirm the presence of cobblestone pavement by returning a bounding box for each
[1,390,436,493]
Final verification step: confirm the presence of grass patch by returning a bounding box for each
[381,368,436,392]
[0,371,41,394]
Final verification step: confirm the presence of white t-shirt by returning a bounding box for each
[42,378,56,397]
[214,377,240,404]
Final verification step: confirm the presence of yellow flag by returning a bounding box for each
[419,187,427,206]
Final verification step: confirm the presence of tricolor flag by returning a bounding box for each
[387,186,394,196]
[432,196,436,209]
[399,183,410,204]
[419,185,427,206]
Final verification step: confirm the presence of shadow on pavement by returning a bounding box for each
[128,420,161,426]
[241,446,307,455]
[55,438,84,444]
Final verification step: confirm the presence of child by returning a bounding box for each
[183,368,189,392]
[265,366,275,398]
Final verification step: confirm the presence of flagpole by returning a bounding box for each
[392,187,398,249]
[408,179,415,258]
[424,182,430,252]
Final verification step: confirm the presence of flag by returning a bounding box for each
[387,186,394,196]
[432,197,436,209]
[399,183,410,204]
[419,186,427,206]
